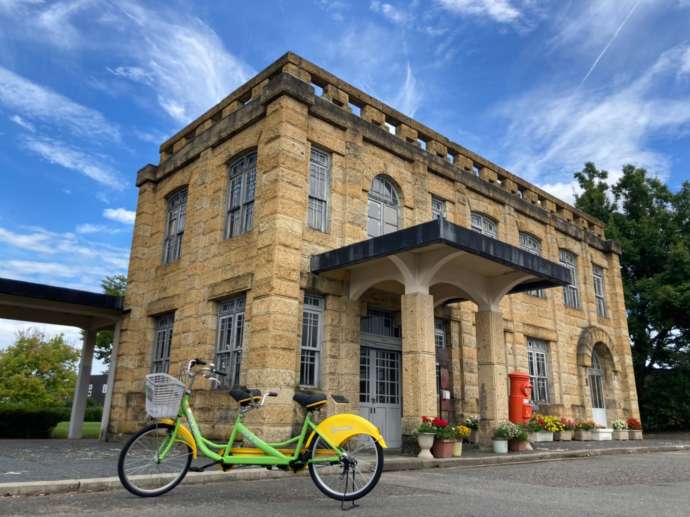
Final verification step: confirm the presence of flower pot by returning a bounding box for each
[554,430,573,441]
[431,438,455,459]
[536,431,554,442]
[573,430,592,441]
[612,430,628,440]
[592,429,613,441]
[492,439,508,454]
[470,429,479,444]
[416,433,435,459]
[452,440,463,457]
[629,429,643,440]
[509,440,532,452]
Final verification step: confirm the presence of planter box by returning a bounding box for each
[612,430,629,440]
[493,439,508,454]
[573,430,592,441]
[629,430,643,440]
[554,430,573,441]
[431,439,455,458]
[592,429,613,441]
[528,431,554,442]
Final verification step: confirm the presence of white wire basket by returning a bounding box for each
[144,373,186,418]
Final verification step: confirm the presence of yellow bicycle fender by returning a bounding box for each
[160,418,198,459]
[306,413,388,449]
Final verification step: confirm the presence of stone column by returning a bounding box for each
[69,329,97,439]
[475,308,509,446]
[400,292,437,434]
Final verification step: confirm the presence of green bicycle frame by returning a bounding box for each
[157,393,343,467]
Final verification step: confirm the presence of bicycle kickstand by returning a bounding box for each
[340,466,359,512]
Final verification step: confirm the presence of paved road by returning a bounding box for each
[2,451,689,516]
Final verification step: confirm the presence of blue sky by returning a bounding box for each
[1,0,689,362]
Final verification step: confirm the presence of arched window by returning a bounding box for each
[519,232,545,298]
[471,212,497,238]
[367,175,400,238]
[225,151,256,239]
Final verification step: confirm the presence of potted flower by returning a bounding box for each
[556,418,575,441]
[574,420,595,440]
[431,417,455,458]
[526,417,542,442]
[527,415,554,442]
[414,416,436,459]
[509,425,531,452]
[492,422,513,454]
[592,425,613,441]
[612,419,628,440]
[453,425,471,457]
[627,418,643,440]
[464,416,480,444]
[542,415,563,440]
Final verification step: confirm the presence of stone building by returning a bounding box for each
[108,52,640,447]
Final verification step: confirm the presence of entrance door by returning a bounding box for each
[589,351,607,427]
[359,347,402,448]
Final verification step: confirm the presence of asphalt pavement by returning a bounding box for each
[2,450,689,516]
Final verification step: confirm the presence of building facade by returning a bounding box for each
[108,52,640,447]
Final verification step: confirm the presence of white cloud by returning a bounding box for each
[9,114,35,131]
[495,44,690,194]
[0,65,119,141]
[437,0,521,23]
[370,1,409,25]
[107,65,154,85]
[103,208,135,225]
[22,136,125,189]
[0,226,53,253]
[392,62,421,117]
[76,223,112,234]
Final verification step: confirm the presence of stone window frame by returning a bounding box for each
[592,263,608,318]
[224,150,257,239]
[151,312,175,373]
[307,146,331,233]
[519,231,546,298]
[470,211,497,238]
[299,293,324,388]
[431,195,446,220]
[527,337,550,403]
[214,294,246,387]
[367,174,401,238]
[162,188,187,264]
[559,249,581,309]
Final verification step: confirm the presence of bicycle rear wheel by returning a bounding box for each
[308,433,383,501]
[117,423,192,497]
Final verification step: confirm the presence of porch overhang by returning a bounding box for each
[310,219,571,308]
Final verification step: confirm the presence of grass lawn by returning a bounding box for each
[50,421,100,439]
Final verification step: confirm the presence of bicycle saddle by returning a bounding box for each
[229,386,262,406]
[293,390,327,410]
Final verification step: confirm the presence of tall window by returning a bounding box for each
[215,295,246,386]
[367,175,400,237]
[308,147,330,232]
[151,312,175,373]
[471,212,497,238]
[527,338,549,403]
[519,232,545,298]
[593,264,607,318]
[431,195,446,220]
[162,189,187,264]
[225,152,256,239]
[434,318,447,349]
[560,249,580,309]
[300,294,324,387]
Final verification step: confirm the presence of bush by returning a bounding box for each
[0,405,103,438]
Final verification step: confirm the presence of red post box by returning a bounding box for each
[508,372,533,424]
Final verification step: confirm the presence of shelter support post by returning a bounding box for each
[68,328,97,439]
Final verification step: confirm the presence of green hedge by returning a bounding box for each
[0,405,103,438]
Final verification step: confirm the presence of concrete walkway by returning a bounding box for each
[2,434,689,497]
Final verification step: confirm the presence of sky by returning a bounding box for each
[1,0,689,369]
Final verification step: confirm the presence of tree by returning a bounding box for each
[574,164,690,430]
[95,274,127,365]
[0,329,79,406]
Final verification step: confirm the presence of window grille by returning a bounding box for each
[431,196,446,220]
[300,294,324,387]
[215,295,245,386]
[560,249,580,309]
[360,309,400,338]
[162,189,187,264]
[308,148,330,232]
[593,265,607,318]
[151,312,175,373]
[225,152,256,239]
[367,175,400,237]
[527,338,550,402]
[471,212,497,238]
[434,318,447,349]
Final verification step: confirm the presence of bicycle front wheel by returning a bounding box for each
[117,423,192,497]
[308,433,383,501]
